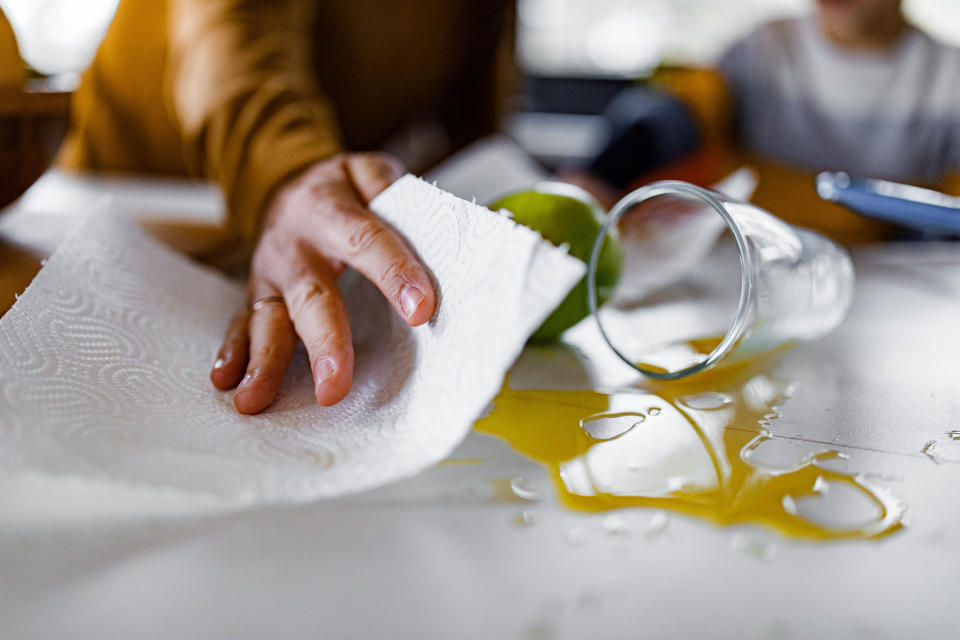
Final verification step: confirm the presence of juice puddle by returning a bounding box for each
[634,335,725,374]
[634,334,795,377]
[475,370,905,541]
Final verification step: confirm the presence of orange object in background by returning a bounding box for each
[0,10,23,86]
[626,149,900,245]
[0,9,70,210]
[0,8,72,314]
[748,159,901,244]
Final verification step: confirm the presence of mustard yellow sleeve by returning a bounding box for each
[167,0,343,246]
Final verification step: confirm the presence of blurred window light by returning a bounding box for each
[586,9,666,76]
[657,0,807,65]
[1,0,955,81]
[0,0,119,75]
[903,0,960,47]
[518,0,671,77]
[519,0,960,75]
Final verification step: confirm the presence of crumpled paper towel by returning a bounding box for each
[0,175,584,505]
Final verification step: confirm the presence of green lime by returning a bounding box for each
[489,183,621,342]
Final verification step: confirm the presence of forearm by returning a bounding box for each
[167,0,342,245]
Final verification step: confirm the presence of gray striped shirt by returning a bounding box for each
[720,16,960,184]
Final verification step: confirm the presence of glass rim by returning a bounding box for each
[587,180,754,380]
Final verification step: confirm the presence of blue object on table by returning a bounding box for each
[816,171,960,238]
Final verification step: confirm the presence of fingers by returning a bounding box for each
[306,193,436,326]
[245,232,356,409]
[233,293,296,415]
[280,257,354,406]
[210,312,249,390]
[346,152,405,203]
[284,153,436,327]
[212,152,431,414]
[343,209,437,326]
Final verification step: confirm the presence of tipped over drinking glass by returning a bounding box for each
[587,180,854,379]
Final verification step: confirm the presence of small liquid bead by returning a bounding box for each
[679,392,733,410]
[731,533,777,562]
[579,412,645,441]
[509,476,540,502]
[643,511,669,540]
[602,514,629,537]
[512,510,539,527]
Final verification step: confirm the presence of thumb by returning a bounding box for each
[347,152,406,203]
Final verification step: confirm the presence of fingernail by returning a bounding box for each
[400,284,424,319]
[314,357,335,387]
[213,357,225,370]
[238,373,252,390]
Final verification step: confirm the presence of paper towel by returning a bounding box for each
[425,135,548,204]
[0,175,585,504]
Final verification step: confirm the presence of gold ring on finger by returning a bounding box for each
[249,295,286,313]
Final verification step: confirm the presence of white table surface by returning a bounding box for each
[1,144,959,639]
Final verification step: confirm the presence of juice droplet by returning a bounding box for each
[647,407,661,416]
[792,479,887,530]
[602,514,629,537]
[488,478,539,503]
[782,495,798,515]
[731,533,777,562]
[643,511,669,540]
[579,412,645,441]
[679,392,733,410]
[512,510,539,527]
[812,476,830,494]
[921,440,939,463]
[510,476,541,502]
[946,430,960,441]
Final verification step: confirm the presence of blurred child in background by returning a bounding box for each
[573,0,960,243]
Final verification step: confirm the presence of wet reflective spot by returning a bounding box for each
[475,369,905,542]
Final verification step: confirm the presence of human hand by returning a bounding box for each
[210,153,437,414]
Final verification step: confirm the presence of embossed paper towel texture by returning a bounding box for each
[0,175,585,504]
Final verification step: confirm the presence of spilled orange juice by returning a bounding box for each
[633,333,797,379]
[475,367,904,541]
[633,334,727,375]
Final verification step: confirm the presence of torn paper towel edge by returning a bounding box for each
[0,176,586,504]
[424,135,548,204]
[335,174,587,492]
